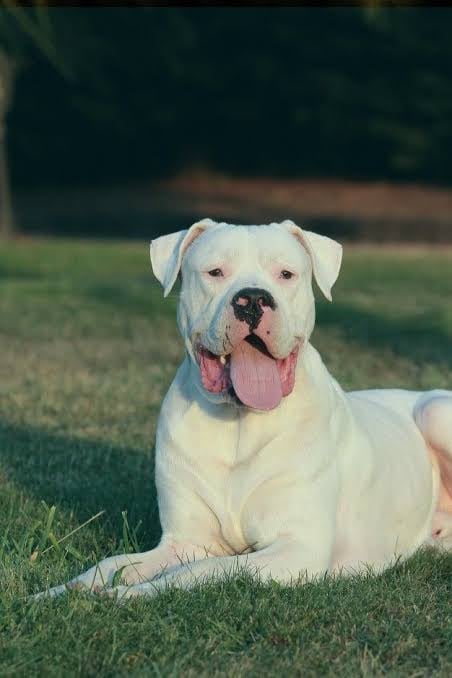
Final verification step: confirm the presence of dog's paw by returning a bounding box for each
[102,581,158,602]
[33,580,106,601]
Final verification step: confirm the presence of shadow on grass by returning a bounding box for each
[0,267,43,282]
[316,301,452,369]
[0,420,161,548]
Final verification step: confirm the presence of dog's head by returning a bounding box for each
[151,219,342,410]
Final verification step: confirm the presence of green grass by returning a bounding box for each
[0,238,451,676]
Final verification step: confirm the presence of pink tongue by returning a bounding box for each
[230,340,283,411]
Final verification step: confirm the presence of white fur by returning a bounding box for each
[39,220,452,601]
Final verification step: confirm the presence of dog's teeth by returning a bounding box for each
[220,355,226,365]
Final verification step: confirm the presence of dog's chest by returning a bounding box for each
[180,409,298,553]
[159,378,318,553]
[191,449,286,554]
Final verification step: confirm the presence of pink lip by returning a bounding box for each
[198,347,231,393]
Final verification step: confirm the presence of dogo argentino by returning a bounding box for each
[40,219,452,600]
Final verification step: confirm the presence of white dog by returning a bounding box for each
[42,219,452,600]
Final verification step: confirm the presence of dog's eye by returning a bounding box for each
[280,270,294,280]
[208,268,224,278]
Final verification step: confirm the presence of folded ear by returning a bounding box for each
[150,218,216,297]
[281,220,342,301]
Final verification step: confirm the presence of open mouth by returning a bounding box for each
[197,335,299,411]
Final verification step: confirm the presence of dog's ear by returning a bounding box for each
[150,218,216,297]
[281,220,342,301]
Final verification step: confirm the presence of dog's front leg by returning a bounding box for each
[106,535,333,600]
[36,539,210,598]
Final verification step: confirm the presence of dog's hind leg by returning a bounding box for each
[414,391,452,548]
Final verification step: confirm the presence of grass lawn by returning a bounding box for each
[0,237,451,676]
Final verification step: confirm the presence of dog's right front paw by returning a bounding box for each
[32,553,146,601]
[33,579,101,601]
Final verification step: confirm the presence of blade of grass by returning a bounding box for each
[30,509,105,562]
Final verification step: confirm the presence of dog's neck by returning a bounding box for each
[162,342,345,471]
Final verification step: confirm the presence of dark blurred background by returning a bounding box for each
[1,5,452,240]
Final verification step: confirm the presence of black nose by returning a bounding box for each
[231,288,276,331]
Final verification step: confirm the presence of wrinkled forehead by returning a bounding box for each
[184,223,310,270]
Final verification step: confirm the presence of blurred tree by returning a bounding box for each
[0,5,196,234]
[2,5,452,236]
[0,2,71,236]
[0,48,14,237]
[8,7,197,186]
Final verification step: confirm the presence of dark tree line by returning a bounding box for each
[1,6,452,203]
